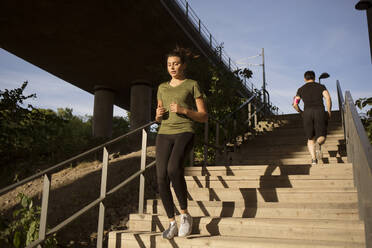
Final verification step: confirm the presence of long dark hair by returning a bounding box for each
[166,46,199,64]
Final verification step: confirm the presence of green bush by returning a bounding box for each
[355,97,372,144]
[0,82,130,187]
[0,193,57,247]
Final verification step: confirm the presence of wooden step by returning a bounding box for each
[185,177,355,189]
[271,128,344,135]
[186,174,354,181]
[229,155,347,162]
[184,164,353,176]
[257,133,345,140]
[239,144,343,152]
[128,214,365,243]
[109,231,365,248]
[241,143,343,151]
[231,157,347,165]
[178,188,358,203]
[146,200,360,220]
[243,140,343,146]
[233,151,345,157]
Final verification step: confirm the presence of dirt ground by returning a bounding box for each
[0,146,158,247]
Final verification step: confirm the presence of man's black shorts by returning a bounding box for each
[302,108,328,140]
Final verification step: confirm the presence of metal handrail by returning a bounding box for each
[202,92,267,165]
[1,121,157,248]
[0,121,156,196]
[337,81,372,247]
[222,94,257,122]
[336,80,345,138]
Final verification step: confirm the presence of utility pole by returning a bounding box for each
[262,48,267,105]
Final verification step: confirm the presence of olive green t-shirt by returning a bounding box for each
[157,79,202,134]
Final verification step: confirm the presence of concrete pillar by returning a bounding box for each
[130,81,152,130]
[93,86,114,137]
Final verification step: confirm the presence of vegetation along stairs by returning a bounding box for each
[108,111,366,247]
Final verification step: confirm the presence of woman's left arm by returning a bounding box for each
[170,97,208,123]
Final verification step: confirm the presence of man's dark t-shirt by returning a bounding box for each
[296,82,327,110]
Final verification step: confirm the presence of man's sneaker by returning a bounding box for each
[311,159,317,165]
[315,143,323,162]
[162,222,178,240]
[178,214,193,237]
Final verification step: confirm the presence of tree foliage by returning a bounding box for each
[0,82,130,187]
[355,97,372,143]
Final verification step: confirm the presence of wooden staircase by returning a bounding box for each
[108,112,366,247]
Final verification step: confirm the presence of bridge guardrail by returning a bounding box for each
[171,0,256,92]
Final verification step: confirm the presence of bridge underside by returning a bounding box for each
[0,0,214,110]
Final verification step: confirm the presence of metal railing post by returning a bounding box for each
[223,128,228,162]
[138,129,147,214]
[215,123,220,148]
[254,104,258,128]
[38,173,51,246]
[233,114,237,152]
[248,102,252,128]
[209,34,212,47]
[204,121,208,165]
[198,19,201,33]
[97,147,109,248]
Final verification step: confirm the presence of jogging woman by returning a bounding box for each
[155,47,208,239]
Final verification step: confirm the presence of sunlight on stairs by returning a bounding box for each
[108,112,366,248]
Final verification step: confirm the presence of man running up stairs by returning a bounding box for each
[108,111,366,248]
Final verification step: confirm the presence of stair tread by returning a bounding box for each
[111,231,365,248]
[183,187,357,192]
[147,199,359,209]
[129,214,365,229]
[185,175,354,180]
[185,163,353,170]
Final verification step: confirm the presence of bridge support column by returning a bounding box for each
[93,86,114,137]
[130,81,152,130]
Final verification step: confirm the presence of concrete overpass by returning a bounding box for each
[0,0,252,136]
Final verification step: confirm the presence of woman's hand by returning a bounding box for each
[170,102,187,115]
[156,106,166,122]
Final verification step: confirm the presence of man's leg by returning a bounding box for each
[303,109,316,163]
[314,109,328,163]
[316,136,326,145]
[307,138,316,160]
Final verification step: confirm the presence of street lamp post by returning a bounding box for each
[319,72,330,84]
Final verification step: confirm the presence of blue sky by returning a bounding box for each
[0,0,371,116]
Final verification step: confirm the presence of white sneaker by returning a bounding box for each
[178,214,193,237]
[162,222,178,239]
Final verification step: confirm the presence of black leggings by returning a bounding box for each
[156,132,194,219]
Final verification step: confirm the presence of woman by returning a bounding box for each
[155,47,208,239]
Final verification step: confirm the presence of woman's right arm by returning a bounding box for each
[156,100,165,123]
